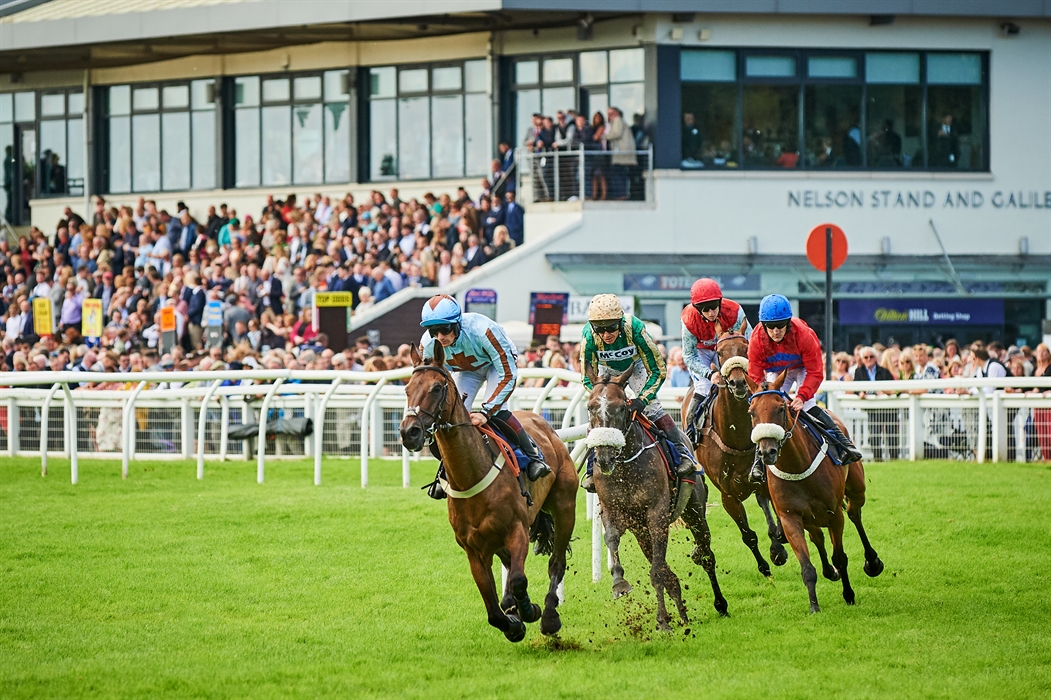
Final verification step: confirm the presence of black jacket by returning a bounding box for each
[853,365,894,382]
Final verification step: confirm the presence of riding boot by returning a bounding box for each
[684,391,704,445]
[748,449,766,484]
[807,406,863,463]
[494,410,551,481]
[581,451,596,492]
[655,413,697,479]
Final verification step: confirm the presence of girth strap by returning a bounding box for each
[439,453,507,499]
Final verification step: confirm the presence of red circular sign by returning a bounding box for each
[806,223,848,271]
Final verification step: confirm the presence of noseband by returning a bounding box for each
[716,335,750,399]
[748,389,801,451]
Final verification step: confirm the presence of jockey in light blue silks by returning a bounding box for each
[419,294,551,500]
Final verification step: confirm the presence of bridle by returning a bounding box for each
[406,364,471,444]
[716,333,750,400]
[585,381,654,472]
[748,388,802,453]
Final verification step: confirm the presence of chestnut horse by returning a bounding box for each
[399,343,578,641]
[585,363,728,631]
[682,330,789,577]
[747,371,884,613]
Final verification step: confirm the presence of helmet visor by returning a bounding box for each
[592,320,621,335]
[694,300,720,314]
[427,323,457,337]
[764,319,790,330]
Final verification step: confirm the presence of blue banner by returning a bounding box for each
[839,298,1004,325]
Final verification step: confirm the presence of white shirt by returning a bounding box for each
[5,312,24,339]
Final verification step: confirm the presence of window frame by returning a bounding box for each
[35,88,87,197]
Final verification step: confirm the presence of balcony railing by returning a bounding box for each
[516,146,653,205]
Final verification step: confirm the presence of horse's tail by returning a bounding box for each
[530,511,556,557]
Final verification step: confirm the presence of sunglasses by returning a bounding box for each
[427,324,456,337]
[593,322,620,335]
[694,301,720,314]
[765,319,790,330]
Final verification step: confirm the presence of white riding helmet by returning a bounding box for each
[588,294,624,322]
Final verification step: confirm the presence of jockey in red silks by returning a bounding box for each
[680,277,751,442]
[747,294,863,482]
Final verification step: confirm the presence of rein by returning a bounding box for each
[749,387,825,481]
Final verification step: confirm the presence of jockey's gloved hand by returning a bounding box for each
[627,398,645,416]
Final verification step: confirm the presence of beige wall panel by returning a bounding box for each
[355,32,489,65]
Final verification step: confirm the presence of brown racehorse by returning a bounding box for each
[747,371,884,613]
[585,363,728,631]
[683,330,789,577]
[399,343,578,641]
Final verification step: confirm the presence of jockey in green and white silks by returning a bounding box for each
[578,293,696,492]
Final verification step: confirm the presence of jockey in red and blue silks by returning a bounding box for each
[746,294,863,481]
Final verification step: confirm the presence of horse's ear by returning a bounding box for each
[410,344,422,367]
[432,339,446,367]
[771,369,788,391]
[613,368,634,387]
[584,361,599,387]
[745,374,760,394]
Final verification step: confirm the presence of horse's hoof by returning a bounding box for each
[771,545,789,567]
[521,603,542,624]
[612,581,633,599]
[504,616,527,643]
[809,604,821,614]
[758,562,772,578]
[657,621,673,633]
[823,566,840,582]
[540,609,562,636]
[864,558,884,578]
[715,598,729,617]
[844,590,856,605]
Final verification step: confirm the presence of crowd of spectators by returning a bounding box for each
[0,186,528,374]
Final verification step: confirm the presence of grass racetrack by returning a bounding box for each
[2,456,1050,699]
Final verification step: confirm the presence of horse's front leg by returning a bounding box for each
[721,490,771,577]
[681,481,729,616]
[602,508,632,599]
[643,508,688,630]
[779,512,821,614]
[807,526,840,581]
[755,489,789,566]
[495,548,514,613]
[505,524,542,624]
[828,508,855,605]
[466,549,525,642]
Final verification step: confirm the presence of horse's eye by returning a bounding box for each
[429,384,442,393]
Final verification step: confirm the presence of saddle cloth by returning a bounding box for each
[797,409,848,466]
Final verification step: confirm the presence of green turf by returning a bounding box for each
[1,456,1049,699]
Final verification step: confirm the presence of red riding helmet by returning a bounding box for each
[690,278,723,305]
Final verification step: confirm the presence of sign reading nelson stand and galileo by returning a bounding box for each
[839,299,1004,326]
[788,189,1051,210]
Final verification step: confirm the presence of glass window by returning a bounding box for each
[132,113,161,191]
[109,86,131,116]
[41,94,65,117]
[682,50,735,82]
[161,112,191,190]
[808,57,857,79]
[543,58,574,83]
[866,53,919,84]
[397,96,430,179]
[0,125,11,219]
[0,94,11,122]
[431,94,464,178]
[235,76,259,106]
[324,70,350,102]
[324,102,351,183]
[746,56,796,78]
[681,84,737,168]
[464,92,491,176]
[108,116,131,193]
[542,86,575,117]
[294,76,322,101]
[191,80,215,110]
[580,51,609,85]
[235,107,260,187]
[67,92,85,114]
[162,85,190,109]
[743,85,798,167]
[67,118,84,188]
[292,103,323,184]
[399,69,428,94]
[464,60,487,93]
[866,85,921,168]
[133,87,159,112]
[192,111,215,189]
[39,119,67,194]
[610,48,644,83]
[610,83,644,123]
[369,99,397,179]
[14,92,35,121]
[261,105,291,186]
[927,53,982,85]
[370,67,396,98]
[262,78,290,103]
[432,66,462,92]
[516,89,540,146]
[515,61,539,85]
[804,85,862,167]
[928,85,985,170]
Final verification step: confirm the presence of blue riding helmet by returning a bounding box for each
[758,294,793,323]
[420,294,463,327]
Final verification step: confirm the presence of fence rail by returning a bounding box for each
[516,147,652,204]
[1,371,1048,485]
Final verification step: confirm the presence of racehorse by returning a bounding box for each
[683,328,789,577]
[585,363,728,631]
[399,342,578,641]
[747,371,884,613]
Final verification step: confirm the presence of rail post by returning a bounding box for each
[360,377,388,488]
[256,378,285,483]
[40,382,62,477]
[219,396,230,461]
[180,397,192,460]
[402,447,411,488]
[6,396,17,457]
[579,146,585,200]
[1013,406,1029,463]
[314,377,343,486]
[991,392,1007,462]
[196,380,223,480]
[61,382,78,484]
[976,391,987,464]
[122,380,147,478]
[908,394,921,461]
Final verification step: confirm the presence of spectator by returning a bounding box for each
[667,347,691,388]
[853,345,896,460]
[503,191,524,247]
[606,106,637,200]
[831,352,853,381]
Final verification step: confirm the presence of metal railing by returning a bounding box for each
[516,146,653,204]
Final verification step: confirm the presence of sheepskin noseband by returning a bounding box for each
[751,423,786,444]
[720,356,748,377]
[586,427,626,449]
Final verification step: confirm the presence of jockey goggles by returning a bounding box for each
[693,300,721,314]
[427,323,457,337]
[764,319,791,330]
[592,320,621,335]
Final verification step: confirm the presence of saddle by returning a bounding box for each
[796,409,848,466]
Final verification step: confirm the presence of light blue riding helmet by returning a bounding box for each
[758,294,793,323]
[420,294,463,327]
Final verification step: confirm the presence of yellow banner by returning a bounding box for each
[315,291,354,308]
[82,298,103,337]
[32,298,53,336]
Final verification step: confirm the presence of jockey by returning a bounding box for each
[419,294,551,500]
[747,293,863,481]
[579,293,696,492]
[681,277,752,442]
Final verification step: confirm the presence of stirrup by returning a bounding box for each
[424,479,447,500]
[581,473,596,493]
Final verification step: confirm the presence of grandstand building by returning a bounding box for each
[2,0,1049,349]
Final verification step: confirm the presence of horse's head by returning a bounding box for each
[715,325,750,400]
[747,370,791,465]
[583,362,634,475]
[400,342,454,452]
